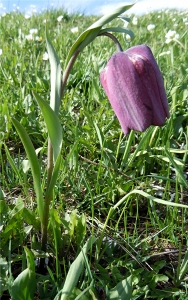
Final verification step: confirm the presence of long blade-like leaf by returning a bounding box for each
[164,147,188,188]
[12,118,44,221]
[113,189,188,211]
[65,2,135,66]
[99,27,134,39]
[46,29,62,115]
[60,236,96,300]
[33,92,62,162]
[3,143,23,183]
[45,151,61,199]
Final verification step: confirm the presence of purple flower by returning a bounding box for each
[100,44,170,135]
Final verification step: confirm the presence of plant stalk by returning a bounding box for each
[40,31,123,258]
[40,49,81,255]
[61,48,81,99]
[98,32,123,52]
[41,139,53,252]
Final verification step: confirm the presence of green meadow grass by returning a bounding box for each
[0,6,188,299]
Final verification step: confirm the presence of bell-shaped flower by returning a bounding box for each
[100,44,170,135]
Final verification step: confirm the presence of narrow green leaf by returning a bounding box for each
[24,247,36,272]
[60,236,96,300]
[65,2,135,66]
[46,29,62,115]
[153,147,188,154]
[0,257,9,293]
[0,199,7,213]
[33,92,62,162]
[99,27,134,40]
[179,251,188,281]
[3,143,23,183]
[0,189,5,201]
[12,118,44,221]
[46,151,61,199]
[113,189,188,211]
[119,17,131,23]
[126,127,153,170]
[149,154,184,166]
[164,147,188,188]
[94,122,105,149]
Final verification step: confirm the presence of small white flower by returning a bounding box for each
[43,19,47,23]
[165,30,179,43]
[132,16,138,25]
[30,28,38,35]
[71,26,78,33]
[24,14,30,19]
[43,52,49,60]
[165,30,177,39]
[35,36,42,41]
[147,24,155,31]
[125,34,131,41]
[165,39,171,44]
[32,8,37,14]
[0,49,2,55]
[25,34,33,41]
[175,33,180,39]
[159,50,171,56]
[57,15,63,22]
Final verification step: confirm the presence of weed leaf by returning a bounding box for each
[108,275,132,299]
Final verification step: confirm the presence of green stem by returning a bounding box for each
[41,139,53,252]
[40,31,123,258]
[40,50,81,255]
[98,32,123,52]
[61,48,80,99]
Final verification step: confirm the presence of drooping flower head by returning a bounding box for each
[100,44,170,135]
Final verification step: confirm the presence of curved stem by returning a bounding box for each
[40,49,81,259]
[40,29,124,269]
[98,32,123,52]
[60,48,80,98]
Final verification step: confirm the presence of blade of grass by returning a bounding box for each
[60,236,96,300]
[164,147,188,188]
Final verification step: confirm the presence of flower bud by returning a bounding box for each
[100,44,170,135]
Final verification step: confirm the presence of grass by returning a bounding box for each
[0,5,188,300]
